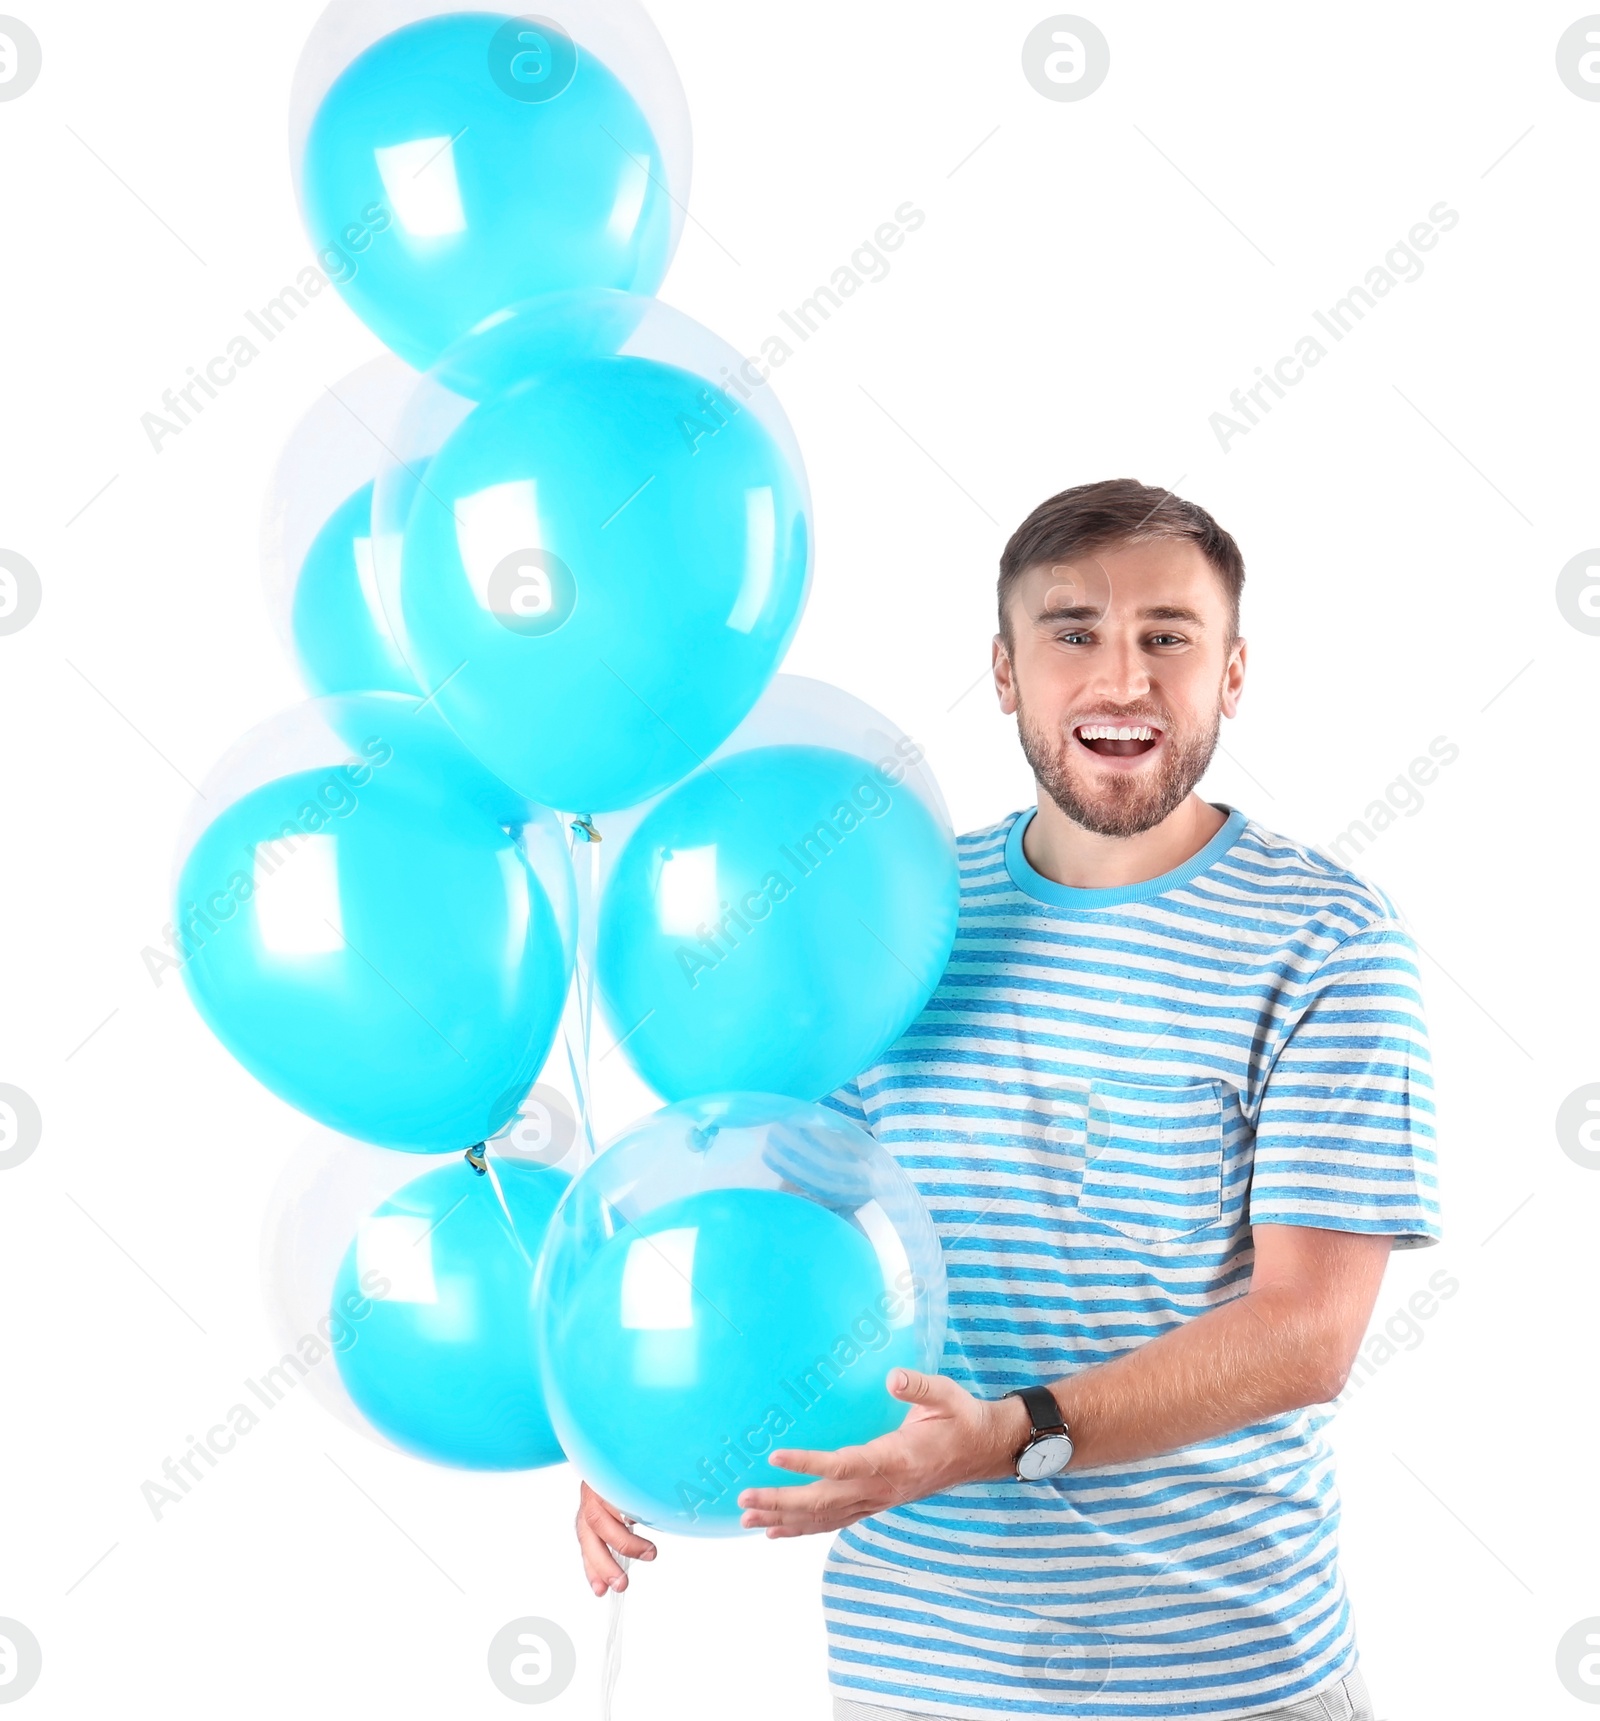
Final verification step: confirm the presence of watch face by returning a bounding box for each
[1016,1433,1073,1481]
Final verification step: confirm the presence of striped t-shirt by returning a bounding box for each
[819,802,1440,1721]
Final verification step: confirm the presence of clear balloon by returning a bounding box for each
[174,695,576,1150]
[370,290,812,812]
[290,1,691,370]
[261,1129,435,1447]
[262,356,421,700]
[591,676,960,1101]
[533,1093,948,1537]
[262,1129,577,1467]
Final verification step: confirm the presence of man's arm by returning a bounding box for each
[736,1223,1393,1536]
[1037,1223,1392,1470]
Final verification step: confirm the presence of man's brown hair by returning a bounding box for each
[997,478,1245,652]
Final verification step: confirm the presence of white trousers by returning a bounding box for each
[832,1664,1375,1721]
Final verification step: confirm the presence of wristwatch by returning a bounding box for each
[1004,1385,1074,1480]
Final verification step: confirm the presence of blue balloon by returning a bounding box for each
[395,355,809,811]
[596,746,960,1100]
[541,1187,920,1534]
[290,483,419,699]
[176,762,571,1151]
[533,1094,947,1537]
[334,1155,570,1468]
[299,12,677,370]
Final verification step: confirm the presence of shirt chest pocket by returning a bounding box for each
[1076,1078,1227,1242]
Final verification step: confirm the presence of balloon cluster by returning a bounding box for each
[179,0,954,1534]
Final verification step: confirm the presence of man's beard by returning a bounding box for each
[1015,690,1223,840]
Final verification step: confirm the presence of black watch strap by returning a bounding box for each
[1007,1383,1067,1437]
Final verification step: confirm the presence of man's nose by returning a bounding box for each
[1084,633,1152,703]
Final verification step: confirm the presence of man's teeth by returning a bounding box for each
[1077,725,1158,741]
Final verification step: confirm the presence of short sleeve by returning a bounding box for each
[1249,922,1441,1249]
[819,1073,871,1132]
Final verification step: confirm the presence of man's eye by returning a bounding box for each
[1149,634,1185,647]
[1058,631,1091,646]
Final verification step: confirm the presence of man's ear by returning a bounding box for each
[1220,636,1247,719]
[992,633,1018,715]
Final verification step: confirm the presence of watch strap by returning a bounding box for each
[1007,1383,1067,1438]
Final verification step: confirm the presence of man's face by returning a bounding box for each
[992,537,1246,839]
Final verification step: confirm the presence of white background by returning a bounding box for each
[1,2,1595,1716]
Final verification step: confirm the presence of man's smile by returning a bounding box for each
[1071,720,1164,765]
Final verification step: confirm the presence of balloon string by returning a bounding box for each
[601,1553,629,1718]
[561,815,602,1166]
[481,1153,535,1269]
[561,814,624,1714]
[580,830,598,1152]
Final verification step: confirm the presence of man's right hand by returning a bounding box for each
[575,1482,657,1595]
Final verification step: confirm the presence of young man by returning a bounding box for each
[576,479,1440,1721]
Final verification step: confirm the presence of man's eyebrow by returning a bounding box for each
[1035,601,1207,627]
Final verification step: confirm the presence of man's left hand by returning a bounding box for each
[737,1368,1027,1537]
